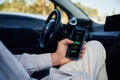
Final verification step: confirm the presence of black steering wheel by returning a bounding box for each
[40,9,62,48]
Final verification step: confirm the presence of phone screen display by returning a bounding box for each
[66,29,86,60]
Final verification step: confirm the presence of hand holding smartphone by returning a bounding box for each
[66,29,87,60]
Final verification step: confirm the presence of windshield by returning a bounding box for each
[71,0,120,24]
[0,0,69,24]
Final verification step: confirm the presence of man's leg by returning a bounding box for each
[59,40,108,80]
[0,41,35,80]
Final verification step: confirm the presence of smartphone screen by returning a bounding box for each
[66,29,87,60]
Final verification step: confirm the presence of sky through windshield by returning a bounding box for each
[72,0,120,16]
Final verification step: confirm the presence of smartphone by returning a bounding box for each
[66,29,87,60]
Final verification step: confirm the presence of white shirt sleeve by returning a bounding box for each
[14,53,52,75]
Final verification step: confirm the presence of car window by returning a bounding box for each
[0,0,54,16]
[0,0,68,24]
[71,0,120,24]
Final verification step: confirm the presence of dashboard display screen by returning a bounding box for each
[104,14,120,31]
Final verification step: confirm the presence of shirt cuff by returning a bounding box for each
[37,53,52,70]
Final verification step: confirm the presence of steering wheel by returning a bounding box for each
[39,9,62,48]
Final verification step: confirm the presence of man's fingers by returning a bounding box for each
[84,41,87,45]
[59,38,73,45]
[80,49,85,58]
[80,41,87,58]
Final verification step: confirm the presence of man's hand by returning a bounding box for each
[51,38,86,66]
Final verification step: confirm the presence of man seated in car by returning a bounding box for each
[0,38,108,80]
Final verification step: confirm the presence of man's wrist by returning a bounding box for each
[51,52,59,66]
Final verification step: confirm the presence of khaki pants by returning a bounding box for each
[59,40,108,80]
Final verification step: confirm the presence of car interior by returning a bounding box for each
[0,0,120,80]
